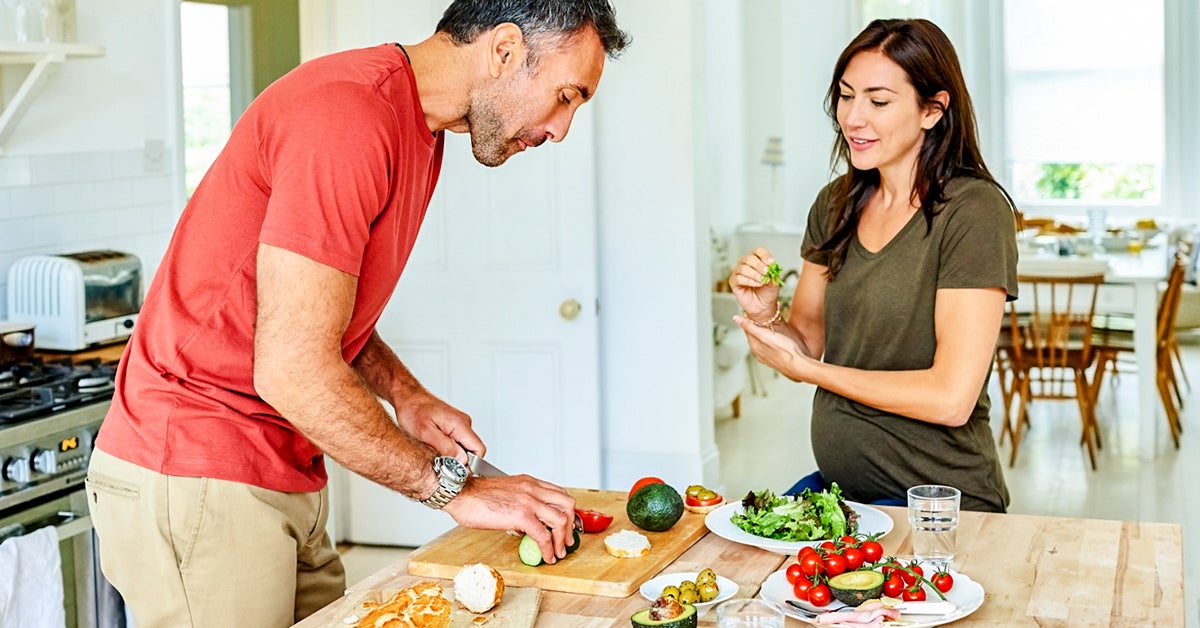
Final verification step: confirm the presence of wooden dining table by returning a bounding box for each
[293,505,1184,627]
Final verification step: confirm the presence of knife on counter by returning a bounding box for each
[464,451,584,533]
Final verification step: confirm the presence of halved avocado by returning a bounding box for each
[630,601,698,627]
[827,570,885,606]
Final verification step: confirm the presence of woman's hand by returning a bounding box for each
[728,247,782,323]
[734,314,812,381]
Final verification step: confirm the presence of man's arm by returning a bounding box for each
[351,331,486,458]
[253,243,574,561]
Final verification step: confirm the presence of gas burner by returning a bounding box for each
[0,357,117,424]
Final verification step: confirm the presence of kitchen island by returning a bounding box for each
[295,501,1184,626]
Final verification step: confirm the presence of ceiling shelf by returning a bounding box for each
[0,41,105,153]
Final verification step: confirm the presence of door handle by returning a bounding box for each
[559,298,582,321]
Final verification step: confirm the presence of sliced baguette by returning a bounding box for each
[604,530,651,558]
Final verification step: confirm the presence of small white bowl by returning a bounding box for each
[638,571,739,612]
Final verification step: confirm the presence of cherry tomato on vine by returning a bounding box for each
[900,562,924,586]
[902,586,927,602]
[819,541,838,552]
[793,577,815,600]
[798,546,817,562]
[823,553,848,577]
[808,583,833,607]
[785,563,804,585]
[842,547,865,571]
[932,569,955,593]
[882,574,905,598]
[839,535,858,547]
[799,553,824,577]
[860,540,884,563]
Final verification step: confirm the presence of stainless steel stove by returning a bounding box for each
[0,357,120,628]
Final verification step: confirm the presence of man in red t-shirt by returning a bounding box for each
[85,2,629,626]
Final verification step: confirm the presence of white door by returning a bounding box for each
[340,115,602,546]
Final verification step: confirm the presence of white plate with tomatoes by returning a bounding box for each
[759,562,984,627]
[704,501,894,554]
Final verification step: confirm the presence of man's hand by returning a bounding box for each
[394,392,485,461]
[442,475,576,564]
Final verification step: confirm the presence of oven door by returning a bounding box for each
[0,488,102,628]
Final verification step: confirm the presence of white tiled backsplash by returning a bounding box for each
[0,149,178,317]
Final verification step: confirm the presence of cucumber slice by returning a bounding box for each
[565,529,581,554]
[517,534,543,566]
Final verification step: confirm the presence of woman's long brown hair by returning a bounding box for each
[812,19,1009,278]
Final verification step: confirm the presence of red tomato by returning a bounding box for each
[819,541,838,552]
[798,546,817,562]
[881,562,899,580]
[900,562,925,587]
[823,553,848,577]
[903,586,927,602]
[882,574,905,598]
[628,477,665,499]
[684,492,723,508]
[574,508,613,533]
[860,540,884,563]
[838,535,858,547]
[799,553,824,577]
[932,570,955,593]
[785,563,804,585]
[807,583,832,607]
[793,576,815,600]
[842,547,865,571]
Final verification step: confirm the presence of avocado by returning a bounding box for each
[827,570,885,606]
[627,483,685,532]
[630,601,698,627]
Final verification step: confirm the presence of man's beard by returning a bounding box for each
[466,97,516,168]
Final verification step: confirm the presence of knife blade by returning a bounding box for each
[463,451,584,533]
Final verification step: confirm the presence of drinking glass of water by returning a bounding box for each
[907,484,960,568]
[716,598,784,628]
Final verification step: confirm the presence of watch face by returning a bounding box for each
[437,456,468,482]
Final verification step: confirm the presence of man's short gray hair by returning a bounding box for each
[436,0,630,63]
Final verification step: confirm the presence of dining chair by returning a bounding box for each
[1090,252,1187,449]
[1005,273,1106,469]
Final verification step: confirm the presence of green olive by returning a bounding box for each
[697,581,720,602]
[679,580,697,592]
[678,588,699,605]
[696,569,717,586]
[685,484,705,497]
[660,585,680,600]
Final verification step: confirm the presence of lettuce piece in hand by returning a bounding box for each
[761,262,783,286]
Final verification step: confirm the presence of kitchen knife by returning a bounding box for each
[464,451,584,533]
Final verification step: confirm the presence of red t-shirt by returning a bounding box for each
[96,44,444,492]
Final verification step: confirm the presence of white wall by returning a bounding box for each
[0,0,183,316]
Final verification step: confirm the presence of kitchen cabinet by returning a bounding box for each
[0,40,104,153]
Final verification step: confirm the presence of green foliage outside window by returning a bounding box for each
[1034,163,1157,200]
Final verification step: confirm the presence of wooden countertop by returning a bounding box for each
[36,341,127,363]
[294,505,1185,626]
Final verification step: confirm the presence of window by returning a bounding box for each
[1004,0,1164,208]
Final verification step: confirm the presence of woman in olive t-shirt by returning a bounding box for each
[728,19,1017,513]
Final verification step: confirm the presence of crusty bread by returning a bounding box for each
[604,530,651,558]
[355,581,452,628]
[453,563,505,614]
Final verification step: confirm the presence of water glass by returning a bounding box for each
[716,598,784,628]
[907,484,960,567]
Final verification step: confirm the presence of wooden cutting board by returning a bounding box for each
[408,488,711,597]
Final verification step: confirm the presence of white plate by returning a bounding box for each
[704,500,894,554]
[759,562,985,627]
[638,572,739,611]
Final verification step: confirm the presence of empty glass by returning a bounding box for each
[716,598,784,628]
[907,484,960,568]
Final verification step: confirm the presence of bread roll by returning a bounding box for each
[604,530,651,558]
[355,581,451,628]
[453,563,505,614]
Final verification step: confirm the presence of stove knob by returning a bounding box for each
[4,457,31,483]
[32,450,58,475]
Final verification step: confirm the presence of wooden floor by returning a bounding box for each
[342,346,1199,626]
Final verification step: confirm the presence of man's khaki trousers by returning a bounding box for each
[86,449,346,627]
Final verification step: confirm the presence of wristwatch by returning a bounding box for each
[421,455,469,510]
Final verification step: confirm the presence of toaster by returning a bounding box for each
[6,250,143,351]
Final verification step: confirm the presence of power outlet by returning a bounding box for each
[143,139,166,173]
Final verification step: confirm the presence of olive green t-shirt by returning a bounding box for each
[802,176,1018,512]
